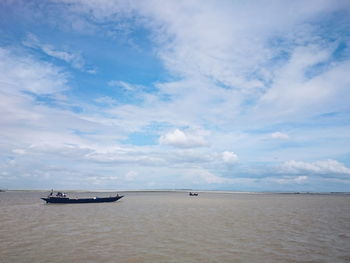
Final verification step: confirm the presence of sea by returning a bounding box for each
[1,191,349,263]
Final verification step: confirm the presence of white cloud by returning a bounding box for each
[256,45,350,121]
[0,47,68,95]
[50,0,350,126]
[23,33,92,73]
[270,175,308,185]
[108,80,144,91]
[184,169,229,184]
[94,96,118,106]
[12,149,26,155]
[85,149,166,166]
[281,159,350,175]
[125,170,137,181]
[159,129,209,148]
[271,132,290,140]
[222,151,238,164]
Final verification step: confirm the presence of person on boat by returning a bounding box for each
[56,192,66,197]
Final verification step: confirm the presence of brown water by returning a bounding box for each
[1,191,350,263]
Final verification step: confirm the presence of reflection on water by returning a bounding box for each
[1,191,350,263]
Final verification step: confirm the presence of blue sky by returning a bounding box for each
[1,0,350,191]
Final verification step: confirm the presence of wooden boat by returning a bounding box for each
[41,191,124,204]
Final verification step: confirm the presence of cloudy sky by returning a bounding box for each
[1,0,350,191]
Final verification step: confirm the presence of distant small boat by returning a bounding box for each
[41,191,124,204]
[189,192,198,196]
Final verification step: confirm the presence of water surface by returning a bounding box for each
[1,191,349,262]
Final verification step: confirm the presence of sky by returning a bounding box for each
[0,0,350,191]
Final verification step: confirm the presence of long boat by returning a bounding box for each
[41,191,124,204]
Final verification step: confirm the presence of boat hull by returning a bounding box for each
[41,195,123,204]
